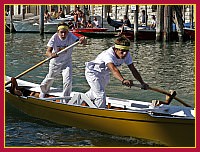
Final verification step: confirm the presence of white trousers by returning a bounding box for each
[85,68,110,108]
[40,62,72,97]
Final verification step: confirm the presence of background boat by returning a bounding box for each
[12,17,74,33]
[106,15,195,41]
[13,20,57,33]
[72,27,108,33]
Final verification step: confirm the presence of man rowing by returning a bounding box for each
[85,35,149,108]
[39,22,85,98]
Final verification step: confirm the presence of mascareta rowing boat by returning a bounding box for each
[5,76,195,147]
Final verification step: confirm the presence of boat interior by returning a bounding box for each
[5,76,195,119]
[5,86,195,119]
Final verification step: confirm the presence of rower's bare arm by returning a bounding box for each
[107,63,133,87]
[107,63,124,82]
[128,63,149,89]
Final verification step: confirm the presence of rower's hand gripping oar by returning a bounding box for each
[5,40,80,86]
[132,84,192,107]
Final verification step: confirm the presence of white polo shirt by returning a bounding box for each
[47,32,78,64]
[86,47,133,74]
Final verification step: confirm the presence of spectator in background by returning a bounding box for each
[122,15,131,28]
[44,10,51,23]
[58,8,65,18]
[93,17,99,28]
[150,15,156,29]
[5,9,10,16]
[51,8,58,19]
[68,20,75,29]
[86,20,93,28]
[73,6,85,28]
[79,11,86,28]
[141,10,148,25]
[117,15,131,36]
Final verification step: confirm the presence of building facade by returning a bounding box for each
[5,4,194,26]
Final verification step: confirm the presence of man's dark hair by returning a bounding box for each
[114,35,130,46]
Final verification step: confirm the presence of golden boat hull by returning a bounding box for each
[5,90,195,147]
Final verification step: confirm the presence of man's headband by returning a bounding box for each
[57,25,69,31]
[114,44,129,50]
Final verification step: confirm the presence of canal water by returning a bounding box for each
[5,33,195,147]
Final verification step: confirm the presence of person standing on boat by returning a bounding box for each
[85,36,149,108]
[122,15,131,28]
[86,20,93,28]
[141,10,148,26]
[150,15,156,29]
[58,8,65,18]
[93,17,99,28]
[39,22,85,98]
[44,10,51,23]
[50,8,58,20]
[73,6,85,28]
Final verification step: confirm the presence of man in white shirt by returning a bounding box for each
[92,17,99,28]
[39,22,85,98]
[85,36,149,108]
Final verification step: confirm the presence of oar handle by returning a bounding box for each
[5,41,80,86]
[56,40,79,56]
[132,84,192,107]
[148,87,192,107]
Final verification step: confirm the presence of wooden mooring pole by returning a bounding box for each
[39,5,44,35]
[190,5,194,28]
[145,5,148,27]
[156,5,164,41]
[133,5,139,41]
[163,5,173,41]
[9,5,14,33]
[22,5,26,20]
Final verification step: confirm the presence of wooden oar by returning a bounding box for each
[132,84,192,107]
[5,41,80,86]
